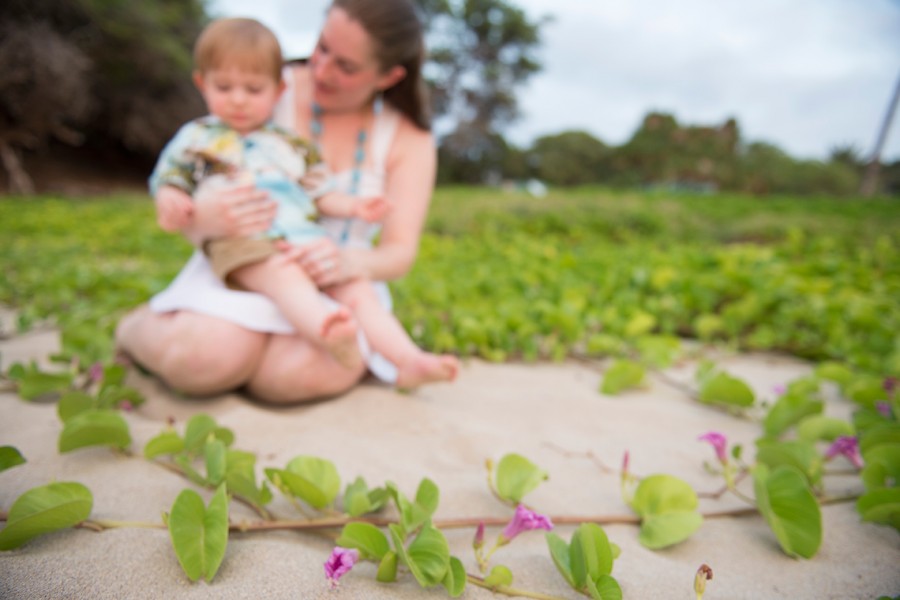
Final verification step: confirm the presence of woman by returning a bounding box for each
[116,0,454,402]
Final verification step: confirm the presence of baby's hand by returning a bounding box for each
[155,186,194,231]
[355,196,390,222]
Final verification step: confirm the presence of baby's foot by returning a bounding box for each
[396,353,460,390]
[320,309,362,370]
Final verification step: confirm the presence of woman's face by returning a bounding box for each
[310,7,395,112]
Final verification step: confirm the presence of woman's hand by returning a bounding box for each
[155,186,194,232]
[191,179,276,241]
[275,237,358,287]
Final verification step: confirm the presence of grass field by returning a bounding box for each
[1,187,898,376]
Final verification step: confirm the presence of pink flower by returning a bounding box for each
[324,547,359,587]
[88,362,104,383]
[501,504,553,543]
[825,436,863,469]
[698,432,728,465]
[473,521,485,550]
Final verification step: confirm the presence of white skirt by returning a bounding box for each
[150,250,399,383]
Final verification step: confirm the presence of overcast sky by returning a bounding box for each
[209,0,900,161]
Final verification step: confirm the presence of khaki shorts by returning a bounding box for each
[204,237,279,289]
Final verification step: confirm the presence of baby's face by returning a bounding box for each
[196,66,283,135]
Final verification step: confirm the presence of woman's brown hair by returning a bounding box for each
[331,0,431,131]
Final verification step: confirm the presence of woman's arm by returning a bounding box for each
[156,182,277,246]
[345,120,437,281]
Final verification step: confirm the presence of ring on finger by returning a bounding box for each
[321,259,335,271]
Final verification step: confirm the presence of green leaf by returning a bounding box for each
[389,523,450,588]
[224,450,271,508]
[100,363,127,387]
[57,391,94,422]
[483,565,514,588]
[859,423,900,454]
[16,368,74,401]
[545,532,575,587]
[182,415,219,455]
[600,360,645,395]
[856,488,900,531]
[204,438,227,486]
[336,522,390,560]
[762,390,823,438]
[376,550,398,583]
[860,444,900,491]
[624,310,656,337]
[58,409,131,453]
[587,574,623,600]
[638,512,704,550]
[755,439,822,486]
[814,362,854,387]
[631,474,698,516]
[387,480,439,533]
[635,335,680,368]
[0,482,93,550]
[97,384,144,411]
[495,454,548,504]
[844,376,888,408]
[144,430,185,459]
[441,555,467,597]
[343,477,386,517]
[407,524,450,586]
[570,523,615,586]
[697,369,755,408]
[753,464,822,559]
[796,415,855,443]
[0,446,26,472]
[414,478,440,516]
[286,456,341,509]
[167,485,229,582]
[630,475,702,549]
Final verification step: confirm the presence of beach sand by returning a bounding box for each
[1,327,898,599]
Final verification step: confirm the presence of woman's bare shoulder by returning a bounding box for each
[389,112,436,162]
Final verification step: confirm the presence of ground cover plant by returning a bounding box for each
[1,187,899,597]
[1,187,898,373]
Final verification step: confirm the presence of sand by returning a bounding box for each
[1,327,898,599]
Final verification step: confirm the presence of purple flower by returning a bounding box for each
[473,521,485,550]
[772,384,786,396]
[501,504,553,543]
[825,436,863,469]
[88,362,104,383]
[884,376,897,395]
[324,547,359,587]
[876,402,892,418]
[698,432,728,465]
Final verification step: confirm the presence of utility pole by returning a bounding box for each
[860,70,900,197]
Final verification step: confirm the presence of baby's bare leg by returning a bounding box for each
[328,280,459,388]
[232,257,361,369]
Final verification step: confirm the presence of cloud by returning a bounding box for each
[512,0,900,160]
[209,0,900,160]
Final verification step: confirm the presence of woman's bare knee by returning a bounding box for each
[246,336,364,403]
[117,307,265,396]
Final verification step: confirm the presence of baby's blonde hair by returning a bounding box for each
[194,18,283,82]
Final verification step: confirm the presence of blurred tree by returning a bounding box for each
[530,130,610,186]
[613,112,740,191]
[417,0,547,182]
[0,0,206,194]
